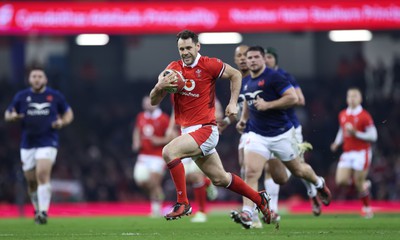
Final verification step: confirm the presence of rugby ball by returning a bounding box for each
[163,69,186,93]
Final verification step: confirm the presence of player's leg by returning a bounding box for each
[35,147,57,224]
[352,149,373,218]
[271,130,331,206]
[238,133,249,178]
[21,148,39,223]
[147,156,166,217]
[263,161,285,224]
[196,152,271,226]
[186,170,208,223]
[162,134,201,220]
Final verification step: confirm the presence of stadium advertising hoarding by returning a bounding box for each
[0,1,400,35]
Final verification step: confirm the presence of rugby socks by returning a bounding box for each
[226,173,262,206]
[314,176,324,189]
[301,179,318,198]
[37,183,51,212]
[167,159,189,205]
[264,178,280,213]
[29,191,39,211]
[193,181,207,213]
[151,200,162,217]
[204,177,211,188]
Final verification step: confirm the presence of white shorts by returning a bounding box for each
[20,147,58,172]
[182,157,202,175]
[238,132,250,150]
[338,148,372,171]
[294,125,303,143]
[244,128,299,161]
[181,124,218,160]
[133,154,166,182]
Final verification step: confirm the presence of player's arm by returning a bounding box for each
[220,63,242,117]
[150,71,168,106]
[132,123,141,152]
[52,108,74,129]
[4,108,24,122]
[254,87,298,111]
[350,125,378,142]
[236,100,249,134]
[330,127,343,152]
[151,114,176,146]
[295,87,306,106]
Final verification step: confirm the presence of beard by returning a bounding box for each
[31,83,46,92]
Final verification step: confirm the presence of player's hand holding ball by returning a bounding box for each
[161,69,186,93]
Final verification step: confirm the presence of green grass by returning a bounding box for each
[0,213,399,240]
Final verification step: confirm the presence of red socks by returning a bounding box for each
[193,184,207,213]
[227,173,261,206]
[167,159,189,205]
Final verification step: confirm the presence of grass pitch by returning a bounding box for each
[0,213,399,240]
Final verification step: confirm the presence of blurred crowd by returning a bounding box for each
[1,53,399,205]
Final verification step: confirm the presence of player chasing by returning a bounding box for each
[4,67,74,224]
[132,96,170,217]
[149,30,272,224]
[232,46,331,229]
[330,87,377,219]
[219,45,321,229]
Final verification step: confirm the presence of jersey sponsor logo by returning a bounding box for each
[244,90,263,105]
[27,102,51,116]
[143,124,154,137]
[183,79,196,91]
[179,79,199,97]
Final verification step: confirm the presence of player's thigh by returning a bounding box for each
[269,130,298,161]
[268,158,289,184]
[244,150,267,178]
[134,155,165,183]
[164,134,202,159]
[20,148,36,172]
[35,147,57,179]
[335,167,353,185]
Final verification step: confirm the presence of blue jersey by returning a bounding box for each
[238,77,250,133]
[7,87,70,148]
[276,68,300,128]
[242,67,293,137]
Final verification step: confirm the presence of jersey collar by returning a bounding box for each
[346,105,362,115]
[182,53,201,68]
[144,108,162,119]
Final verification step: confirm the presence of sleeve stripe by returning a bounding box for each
[279,85,293,95]
[217,63,226,78]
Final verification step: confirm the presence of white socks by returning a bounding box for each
[151,200,162,216]
[264,178,280,213]
[37,183,51,212]
[30,191,39,211]
[301,179,318,198]
[315,176,324,189]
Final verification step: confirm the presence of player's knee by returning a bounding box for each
[162,145,174,162]
[209,174,229,187]
[335,178,348,186]
[273,175,289,185]
[36,172,50,184]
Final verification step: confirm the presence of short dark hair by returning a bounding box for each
[176,29,199,44]
[28,66,45,73]
[246,46,265,57]
[265,47,278,64]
